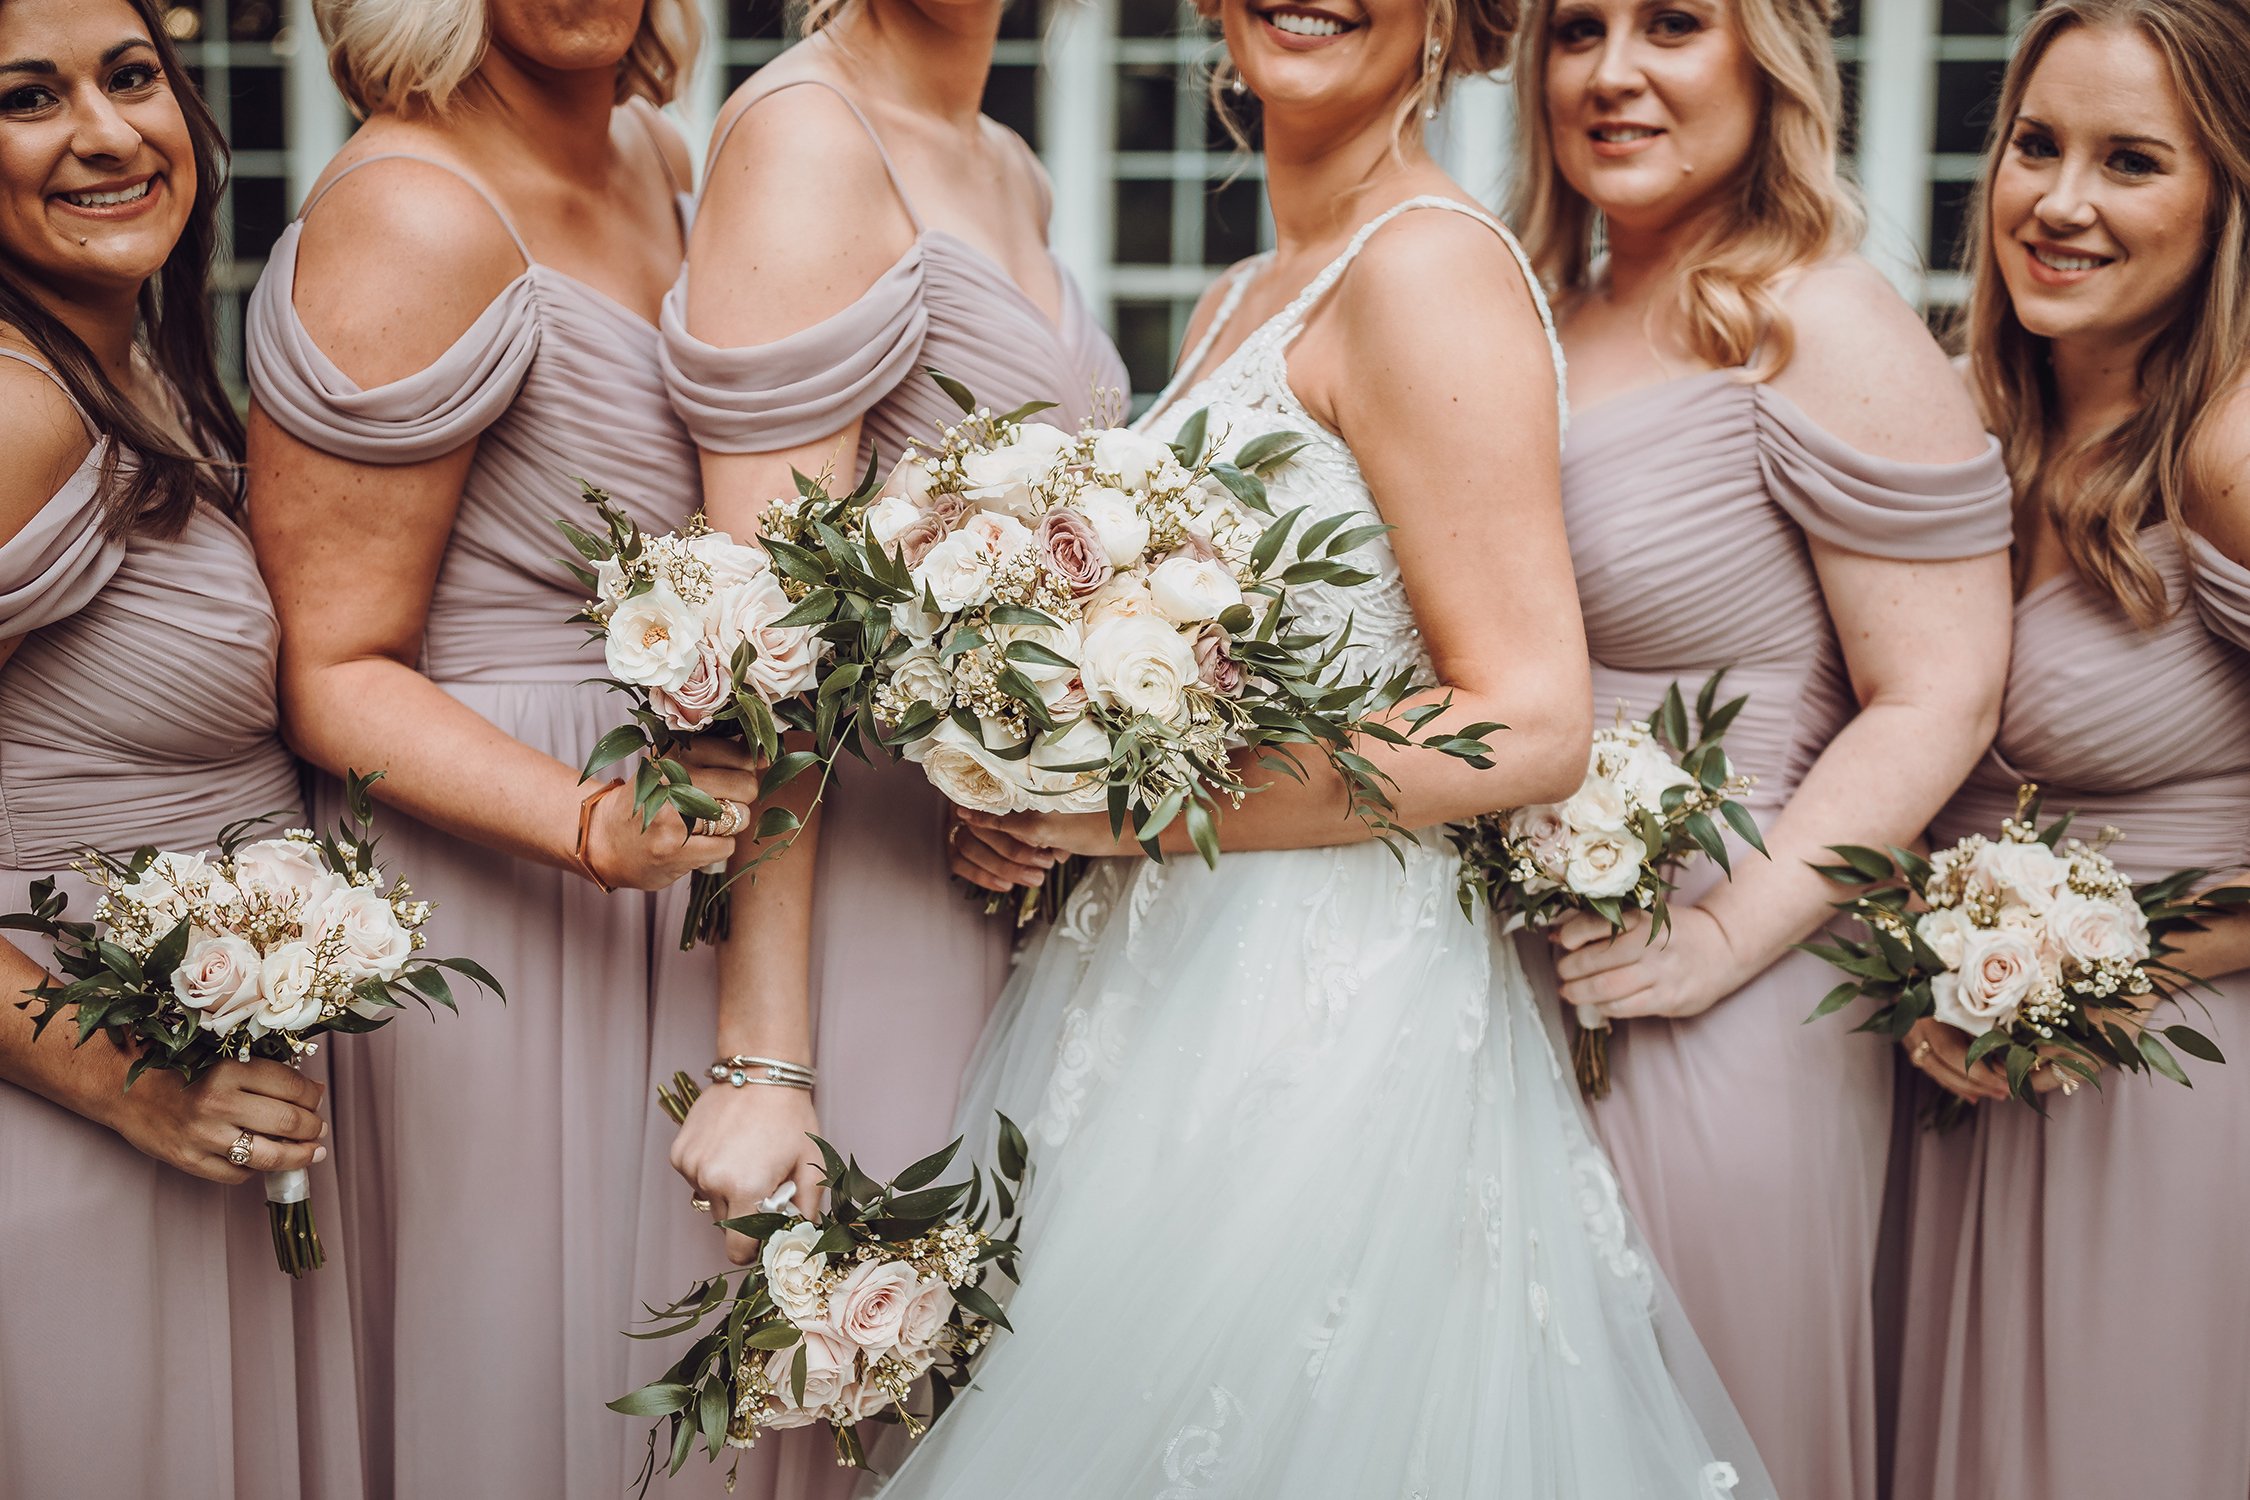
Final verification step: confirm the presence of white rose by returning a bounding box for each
[1146,555,1243,624]
[1079,616,1199,725]
[1091,427,1178,488]
[1558,774,1631,834]
[919,719,1037,814]
[892,598,944,642]
[711,577,824,703]
[685,530,773,588]
[116,870,191,931]
[915,533,1000,613]
[1621,741,1694,810]
[2047,891,2149,968]
[603,583,704,690]
[592,557,630,613]
[1078,486,1151,568]
[761,1221,831,1329]
[254,940,327,1036]
[865,493,923,551]
[1971,838,2070,913]
[307,885,414,982]
[233,838,345,914]
[887,648,954,716]
[1933,928,2043,1035]
[1081,573,1155,628]
[172,933,263,1032]
[990,617,1082,684]
[1914,906,1977,970]
[1563,828,1643,900]
[960,425,1073,515]
[1022,716,1112,813]
[895,1275,954,1362]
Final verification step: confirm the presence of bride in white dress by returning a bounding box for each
[905,0,1774,1493]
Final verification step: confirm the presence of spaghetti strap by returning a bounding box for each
[706,77,926,233]
[1143,257,1265,426]
[298,153,534,266]
[0,347,96,437]
[1276,195,1568,442]
[628,100,686,196]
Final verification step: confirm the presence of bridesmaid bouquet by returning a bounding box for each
[1451,673,1763,1100]
[0,772,501,1274]
[560,489,835,946]
[614,1092,1029,1488]
[763,372,1502,871]
[1804,783,2242,1126]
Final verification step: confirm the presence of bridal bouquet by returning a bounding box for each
[758,373,1502,869]
[613,1097,1028,1489]
[0,772,500,1273]
[1803,783,2241,1126]
[1451,674,1763,1099]
[560,491,835,947]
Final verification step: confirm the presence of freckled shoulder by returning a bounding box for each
[2188,381,2250,565]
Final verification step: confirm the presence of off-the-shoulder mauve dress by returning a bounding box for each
[659,79,1131,1187]
[247,148,743,1498]
[1891,526,2250,1500]
[1519,367,2014,1500]
[0,350,364,1499]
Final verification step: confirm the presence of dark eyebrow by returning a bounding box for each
[2015,114,2180,153]
[0,38,154,77]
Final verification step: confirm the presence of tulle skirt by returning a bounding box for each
[870,838,1772,1499]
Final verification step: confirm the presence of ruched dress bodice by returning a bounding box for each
[1547,364,2013,1500]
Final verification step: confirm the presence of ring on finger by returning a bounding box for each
[227,1130,255,1167]
[690,800,749,840]
[689,1192,712,1213]
[1912,1039,1933,1063]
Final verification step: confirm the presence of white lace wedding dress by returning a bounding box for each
[872,198,1773,1500]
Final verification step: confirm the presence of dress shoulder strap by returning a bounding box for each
[1142,257,1266,423]
[0,347,96,438]
[298,153,534,266]
[707,77,926,233]
[628,99,687,195]
[1276,195,1568,441]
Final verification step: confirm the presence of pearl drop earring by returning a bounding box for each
[1230,74,1247,96]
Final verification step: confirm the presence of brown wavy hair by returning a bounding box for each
[1958,0,2250,626]
[1508,0,1862,381]
[0,0,241,534]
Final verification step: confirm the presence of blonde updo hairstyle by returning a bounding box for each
[1204,0,1522,151]
[1959,0,2250,627]
[317,0,702,116]
[1509,0,1862,382]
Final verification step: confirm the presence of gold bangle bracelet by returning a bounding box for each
[573,780,626,893]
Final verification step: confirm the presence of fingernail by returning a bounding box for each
[313,1146,328,1163]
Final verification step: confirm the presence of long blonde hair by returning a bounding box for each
[1508,0,1861,381]
[318,0,701,116]
[1960,0,2250,626]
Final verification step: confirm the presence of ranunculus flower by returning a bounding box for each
[307,885,414,982]
[920,720,1036,814]
[685,530,773,588]
[1558,774,1630,834]
[173,933,263,1030]
[763,1328,852,1418]
[960,425,1073,515]
[1080,616,1199,725]
[1914,906,1976,969]
[1563,828,1641,900]
[649,636,733,732]
[831,1259,919,1358]
[2047,891,2149,968]
[1036,508,1114,597]
[761,1221,831,1328]
[1091,427,1177,488]
[916,533,1000,612]
[603,583,704,690]
[1190,623,1244,697]
[1077,486,1151,567]
[254,940,327,1036]
[1081,573,1155,628]
[1933,927,2042,1034]
[233,838,345,914]
[1147,555,1242,624]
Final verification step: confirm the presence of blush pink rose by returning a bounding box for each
[895,1275,954,1362]
[1190,623,1244,697]
[830,1259,920,1358]
[892,511,951,568]
[1036,508,1114,597]
[763,1328,852,1421]
[649,637,732,732]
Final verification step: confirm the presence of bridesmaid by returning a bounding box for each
[1506,3,2014,1496]
[243,1,764,1495]
[1892,5,2250,1498]
[660,0,1127,1272]
[0,1,359,1493]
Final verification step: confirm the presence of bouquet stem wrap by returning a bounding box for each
[264,1167,323,1277]
[1570,1008,1613,1101]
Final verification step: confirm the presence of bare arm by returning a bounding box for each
[247,160,750,892]
[1557,257,2014,1019]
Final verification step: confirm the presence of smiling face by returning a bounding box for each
[1990,24,2215,351]
[0,0,192,304]
[1218,0,1429,131]
[1541,0,1762,236]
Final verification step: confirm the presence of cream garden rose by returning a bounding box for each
[1563,828,1642,900]
[254,940,328,1036]
[761,1221,832,1328]
[830,1258,921,1357]
[602,584,704,690]
[307,885,414,983]
[1933,928,2043,1034]
[172,932,263,1028]
[1147,555,1243,624]
[1081,616,1199,725]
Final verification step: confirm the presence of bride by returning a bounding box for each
[897,0,1771,1493]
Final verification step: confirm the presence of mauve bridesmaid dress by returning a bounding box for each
[0,350,364,1499]
[1522,368,2014,1500]
[659,78,1130,1187]
[1890,526,2250,1500]
[247,147,742,1499]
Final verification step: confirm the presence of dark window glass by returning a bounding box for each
[1114,178,1172,264]
[1927,178,1978,272]
[1119,0,1182,39]
[1206,89,1257,153]
[1114,298,1178,395]
[997,0,1041,41]
[1933,59,2007,156]
[1835,0,1862,35]
[228,62,283,151]
[1939,0,2012,34]
[228,172,288,262]
[728,0,789,40]
[1838,58,1860,159]
[228,0,281,41]
[982,64,1037,148]
[1116,65,1174,153]
[724,62,763,96]
[1204,175,1261,266]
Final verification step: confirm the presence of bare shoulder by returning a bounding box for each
[626,98,694,192]
[696,73,916,266]
[2188,381,2250,566]
[290,135,528,388]
[0,338,96,548]
[1329,204,1550,377]
[1767,254,1991,463]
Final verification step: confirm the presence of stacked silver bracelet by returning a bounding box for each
[709,1054,816,1090]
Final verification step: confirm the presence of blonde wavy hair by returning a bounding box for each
[317,0,702,117]
[1508,0,1861,381]
[1202,0,1522,154]
[1959,0,2250,626]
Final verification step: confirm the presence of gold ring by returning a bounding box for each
[1913,1039,1933,1063]
[227,1130,255,1167]
[689,1193,712,1213]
